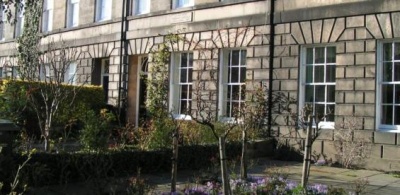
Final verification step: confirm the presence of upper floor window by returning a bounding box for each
[0,67,3,78]
[42,0,53,32]
[134,0,150,15]
[0,6,6,40]
[67,0,79,27]
[377,41,400,132]
[96,0,112,22]
[15,0,24,38]
[170,52,193,119]
[219,49,247,119]
[174,0,194,9]
[300,46,336,129]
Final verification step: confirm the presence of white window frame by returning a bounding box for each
[170,52,193,120]
[134,0,150,15]
[64,62,77,84]
[42,0,53,33]
[299,45,336,129]
[96,0,112,22]
[376,40,400,132]
[218,49,247,121]
[174,0,194,9]
[15,0,24,38]
[67,0,79,28]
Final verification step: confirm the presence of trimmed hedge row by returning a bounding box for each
[8,143,241,187]
[0,79,105,136]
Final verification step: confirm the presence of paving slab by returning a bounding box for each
[149,158,400,194]
[28,158,400,194]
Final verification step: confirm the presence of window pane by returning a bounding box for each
[395,106,400,125]
[231,102,239,114]
[226,102,231,117]
[315,104,325,118]
[180,100,187,114]
[396,85,400,104]
[181,85,188,99]
[180,69,187,83]
[327,47,336,63]
[178,0,192,7]
[395,43,400,60]
[188,53,193,67]
[231,85,240,100]
[230,67,239,82]
[240,67,246,82]
[382,84,393,104]
[314,66,324,83]
[240,50,246,65]
[326,105,335,122]
[240,85,245,100]
[306,48,313,64]
[231,50,240,65]
[383,62,392,82]
[72,3,79,26]
[315,47,325,63]
[326,65,335,82]
[327,85,335,102]
[394,62,400,81]
[305,85,314,103]
[227,85,232,99]
[381,105,393,125]
[306,66,313,83]
[383,43,392,61]
[188,85,192,99]
[315,85,325,102]
[181,53,187,67]
[141,57,148,72]
[188,68,193,82]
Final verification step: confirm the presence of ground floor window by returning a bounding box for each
[300,46,336,129]
[170,52,193,119]
[219,49,247,119]
[378,41,400,131]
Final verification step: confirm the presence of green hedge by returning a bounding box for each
[3,143,241,188]
[0,79,105,136]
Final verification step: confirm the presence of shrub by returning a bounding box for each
[1,143,242,188]
[334,117,371,168]
[79,109,114,151]
[0,79,105,139]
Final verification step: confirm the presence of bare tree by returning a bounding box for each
[189,42,237,195]
[236,83,293,180]
[334,117,371,169]
[296,104,328,188]
[19,40,87,151]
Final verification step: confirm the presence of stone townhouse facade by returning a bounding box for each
[0,0,400,171]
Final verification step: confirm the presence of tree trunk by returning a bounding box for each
[219,137,231,195]
[171,130,179,193]
[44,136,49,152]
[301,115,312,188]
[240,129,248,180]
[44,124,50,152]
